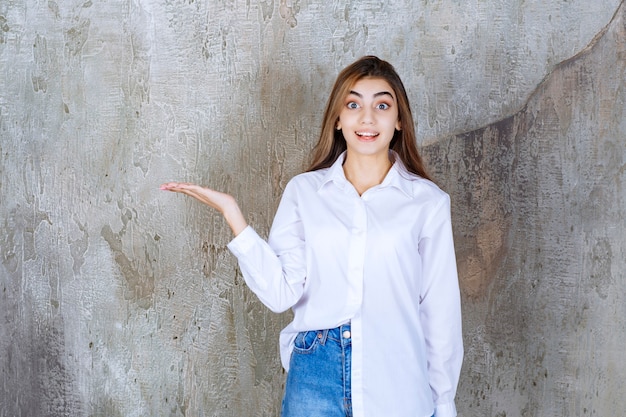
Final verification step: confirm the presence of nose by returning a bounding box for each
[359,107,374,124]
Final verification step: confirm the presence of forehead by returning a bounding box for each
[348,77,395,96]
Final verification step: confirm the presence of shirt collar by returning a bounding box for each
[318,151,349,192]
[318,151,415,198]
[383,152,414,198]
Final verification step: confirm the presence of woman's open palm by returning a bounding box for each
[160,182,248,235]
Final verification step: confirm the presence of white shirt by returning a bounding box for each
[227,152,463,417]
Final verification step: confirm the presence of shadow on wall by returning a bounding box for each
[423,2,626,415]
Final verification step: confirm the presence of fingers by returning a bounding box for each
[160,183,213,201]
[160,182,233,212]
[160,182,245,234]
[160,182,197,191]
[161,182,209,201]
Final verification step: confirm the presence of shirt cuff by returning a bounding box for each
[226,225,260,257]
[434,401,457,417]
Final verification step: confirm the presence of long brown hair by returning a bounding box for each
[307,56,431,181]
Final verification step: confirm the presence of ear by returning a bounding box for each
[395,119,401,131]
[336,120,342,130]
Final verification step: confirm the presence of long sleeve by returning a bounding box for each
[418,194,464,417]
[227,180,306,313]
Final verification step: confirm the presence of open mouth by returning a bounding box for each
[355,131,379,140]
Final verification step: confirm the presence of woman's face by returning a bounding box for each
[337,77,401,160]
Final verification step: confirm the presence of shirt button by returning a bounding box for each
[342,330,351,339]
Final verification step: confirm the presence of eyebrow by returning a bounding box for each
[348,90,395,100]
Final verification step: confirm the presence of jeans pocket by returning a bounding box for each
[292,330,321,354]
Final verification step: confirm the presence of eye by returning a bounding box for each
[376,103,390,110]
[347,101,360,109]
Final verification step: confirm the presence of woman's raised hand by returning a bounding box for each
[160,182,248,236]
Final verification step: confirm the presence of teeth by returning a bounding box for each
[356,132,378,137]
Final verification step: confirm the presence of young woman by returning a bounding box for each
[161,56,463,417]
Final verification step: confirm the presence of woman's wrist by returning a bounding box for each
[222,203,248,236]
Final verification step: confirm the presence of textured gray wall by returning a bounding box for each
[424,4,626,414]
[1,0,624,416]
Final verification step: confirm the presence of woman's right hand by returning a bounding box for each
[160,182,248,236]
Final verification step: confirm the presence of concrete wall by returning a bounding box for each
[1,0,624,416]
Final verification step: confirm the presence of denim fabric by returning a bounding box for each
[281,324,352,417]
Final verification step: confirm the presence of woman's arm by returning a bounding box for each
[160,181,307,313]
[418,194,464,417]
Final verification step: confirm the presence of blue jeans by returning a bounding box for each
[281,324,352,417]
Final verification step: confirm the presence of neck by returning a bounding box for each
[343,152,393,196]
